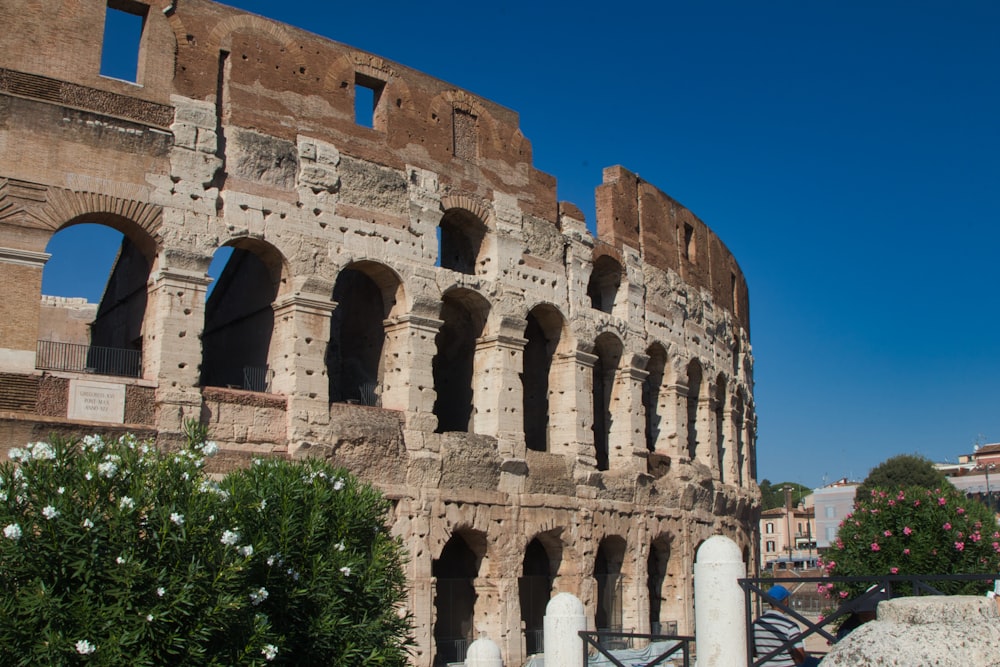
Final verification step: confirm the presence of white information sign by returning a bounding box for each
[68,379,126,424]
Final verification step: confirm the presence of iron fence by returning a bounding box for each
[36,340,141,378]
[242,366,273,393]
[580,630,693,667]
[740,573,1000,667]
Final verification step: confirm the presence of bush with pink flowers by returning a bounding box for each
[821,485,1000,599]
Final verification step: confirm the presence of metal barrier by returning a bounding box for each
[36,340,141,378]
[740,573,1000,667]
[242,366,272,392]
[580,630,694,667]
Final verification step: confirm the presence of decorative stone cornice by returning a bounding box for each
[0,247,50,267]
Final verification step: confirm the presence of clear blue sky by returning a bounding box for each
[45,0,1000,489]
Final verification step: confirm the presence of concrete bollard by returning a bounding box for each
[544,592,586,667]
[465,635,503,667]
[694,535,747,667]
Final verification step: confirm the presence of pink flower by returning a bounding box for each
[957,507,965,515]
[943,522,952,531]
[903,548,911,555]
[903,526,913,536]
[938,497,947,506]
[992,542,1000,553]
[871,542,881,552]
[883,530,892,537]
[839,591,849,598]
[955,541,965,551]
[888,500,896,506]
[890,567,899,574]
[913,500,921,507]
[971,532,982,542]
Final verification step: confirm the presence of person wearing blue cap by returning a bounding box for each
[751,585,818,666]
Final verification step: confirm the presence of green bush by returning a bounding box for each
[0,424,412,666]
[821,484,1000,600]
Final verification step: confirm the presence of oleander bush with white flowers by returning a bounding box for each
[0,421,412,666]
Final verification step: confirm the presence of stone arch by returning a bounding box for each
[36,210,160,379]
[643,342,668,453]
[432,528,487,666]
[648,532,684,634]
[519,531,562,657]
[732,391,746,486]
[200,237,288,391]
[326,260,404,405]
[592,332,624,471]
[522,303,567,452]
[433,287,490,433]
[685,359,704,462]
[715,373,728,483]
[587,253,623,314]
[594,535,628,632]
[437,201,490,276]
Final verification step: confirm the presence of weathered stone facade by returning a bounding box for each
[0,1,758,664]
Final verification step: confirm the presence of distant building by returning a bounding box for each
[935,445,1000,514]
[809,479,859,549]
[760,493,817,570]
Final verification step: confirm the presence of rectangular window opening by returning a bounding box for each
[100,1,148,83]
[683,223,696,262]
[354,73,385,129]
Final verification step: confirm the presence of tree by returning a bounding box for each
[758,479,812,510]
[0,424,412,665]
[821,484,1000,600]
[855,453,952,499]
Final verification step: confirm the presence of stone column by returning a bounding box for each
[381,314,442,437]
[694,536,747,666]
[146,265,211,436]
[0,247,49,372]
[473,328,526,458]
[664,381,690,463]
[611,362,648,472]
[549,349,598,473]
[269,292,336,455]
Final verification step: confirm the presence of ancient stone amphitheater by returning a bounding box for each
[0,1,758,664]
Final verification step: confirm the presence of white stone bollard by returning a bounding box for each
[544,592,586,667]
[465,635,503,667]
[694,535,747,667]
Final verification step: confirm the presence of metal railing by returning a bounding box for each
[581,630,693,667]
[523,628,544,657]
[243,366,273,393]
[36,340,141,378]
[740,573,1000,667]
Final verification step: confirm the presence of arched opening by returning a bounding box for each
[647,536,674,635]
[433,532,482,666]
[734,393,746,486]
[519,537,557,656]
[522,305,563,452]
[438,208,487,275]
[594,536,626,633]
[643,343,667,452]
[715,374,727,483]
[592,333,622,471]
[37,220,153,379]
[433,289,489,433]
[327,267,386,405]
[200,240,284,391]
[685,360,703,462]
[587,254,622,314]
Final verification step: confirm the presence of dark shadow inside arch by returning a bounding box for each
[592,333,622,471]
[433,533,481,666]
[595,536,625,632]
[519,537,557,656]
[200,244,278,391]
[438,208,486,275]
[327,268,385,405]
[643,344,666,452]
[715,373,727,483]
[587,255,622,314]
[686,360,703,461]
[433,290,487,433]
[522,305,562,452]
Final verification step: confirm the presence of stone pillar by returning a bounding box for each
[612,362,647,472]
[381,314,442,436]
[694,535,747,667]
[544,593,586,667]
[146,265,211,435]
[473,328,526,457]
[0,247,49,372]
[664,381,690,462]
[269,292,336,455]
[549,349,598,474]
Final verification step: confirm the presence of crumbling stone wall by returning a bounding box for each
[0,1,759,665]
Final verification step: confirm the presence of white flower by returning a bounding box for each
[266,553,282,567]
[156,587,166,597]
[57,486,65,495]
[28,441,56,460]
[333,478,344,491]
[0,492,6,501]
[82,518,94,530]
[84,471,93,481]
[146,614,154,622]
[170,512,184,526]
[75,639,96,655]
[116,556,126,565]
[334,541,345,552]
[259,499,267,511]
[42,505,59,520]
[261,644,278,661]
[249,587,269,605]
[7,448,25,462]
[82,434,103,451]
[3,523,22,540]
[340,566,351,576]
[98,461,118,478]
[202,441,219,456]
[287,567,300,581]
[238,544,254,557]
[220,529,240,546]
[119,496,135,510]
